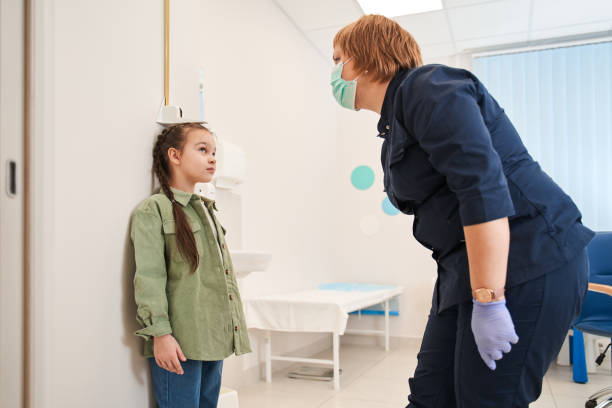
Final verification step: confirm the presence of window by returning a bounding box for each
[473,40,612,231]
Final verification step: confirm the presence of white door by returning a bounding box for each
[0,0,25,406]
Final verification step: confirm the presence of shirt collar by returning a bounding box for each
[377,68,412,138]
[167,186,218,211]
[202,196,218,212]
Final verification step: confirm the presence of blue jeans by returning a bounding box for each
[149,358,223,408]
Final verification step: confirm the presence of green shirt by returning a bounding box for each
[130,187,252,360]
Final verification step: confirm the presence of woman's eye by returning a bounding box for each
[199,147,207,152]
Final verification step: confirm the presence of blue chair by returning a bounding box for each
[572,232,612,386]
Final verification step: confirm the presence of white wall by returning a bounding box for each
[34,1,167,406]
[333,107,437,339]
[32,0,337,405]
[197,0,339,389]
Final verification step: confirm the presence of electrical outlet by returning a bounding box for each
[595,337,611,367]
[596,338,610,354]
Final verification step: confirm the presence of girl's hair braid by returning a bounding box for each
[151,123,209,272]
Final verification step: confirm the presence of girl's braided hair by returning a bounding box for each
[152,122,209,272]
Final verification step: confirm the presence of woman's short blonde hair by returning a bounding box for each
[333,15,423,83]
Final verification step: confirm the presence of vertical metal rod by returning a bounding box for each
[265,331,272,383]
[384,299,390,352]
[333,332,340,390]
[24,0,32,406]
[164,0,169,106]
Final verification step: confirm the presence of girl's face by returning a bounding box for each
[169,128,216,184]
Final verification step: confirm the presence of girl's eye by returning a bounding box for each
[199,147,207,152]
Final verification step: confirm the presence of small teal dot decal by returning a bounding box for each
[382,197,400,216]
[350,166,375,190]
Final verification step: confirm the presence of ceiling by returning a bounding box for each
[273,0,612,62]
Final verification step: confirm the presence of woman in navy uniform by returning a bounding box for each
[331,15,595,408]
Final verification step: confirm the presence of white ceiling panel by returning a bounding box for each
[444,0,504,8]
[274,0,612,63]
[356,0,443,16]
[395,11,453,45]
[274,0,363,32]
[531,0,612,31]
[455,31,528,51]
[530,21,612,41]
[448,0,531,40]
[420,42,457,58]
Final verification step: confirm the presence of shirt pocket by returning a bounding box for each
[387,120,412,168]
[162,219,204,264]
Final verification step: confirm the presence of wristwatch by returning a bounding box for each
[472,287,505,303]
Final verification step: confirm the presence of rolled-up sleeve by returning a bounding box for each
[407,74,515,226]
[130,206,172,340]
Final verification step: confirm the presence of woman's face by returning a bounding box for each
[332,46,360,82]
[171,128,217,184]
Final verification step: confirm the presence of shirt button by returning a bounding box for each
[222,243,226,249]
[225,269,230,275]
[234,325,239,332]
[229,294,233,300]
[385,124,390,130]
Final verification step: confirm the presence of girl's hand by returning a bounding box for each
[153,334,187,375]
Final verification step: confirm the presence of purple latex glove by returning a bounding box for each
[471,299,519,370]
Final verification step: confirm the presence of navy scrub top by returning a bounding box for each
[378,64,595,313]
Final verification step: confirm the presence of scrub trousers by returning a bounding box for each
[149,358,223,408]
[407,248,589,408]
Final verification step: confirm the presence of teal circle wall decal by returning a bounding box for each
[350,166,375,190]
[382,197,400,216]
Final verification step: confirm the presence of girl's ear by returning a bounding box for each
[167,147,181,165]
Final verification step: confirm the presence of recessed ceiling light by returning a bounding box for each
[356,0,443,17]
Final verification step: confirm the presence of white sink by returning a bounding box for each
[229,250,271,278]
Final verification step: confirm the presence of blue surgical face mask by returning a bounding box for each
[330,57,361,111]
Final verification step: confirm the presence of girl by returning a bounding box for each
[131,122,251,407]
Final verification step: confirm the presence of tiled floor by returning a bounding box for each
[236,341,612,408]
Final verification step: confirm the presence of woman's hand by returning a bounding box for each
[464,217,517,369]
[471,299,519,370]
[153,334,187,374]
